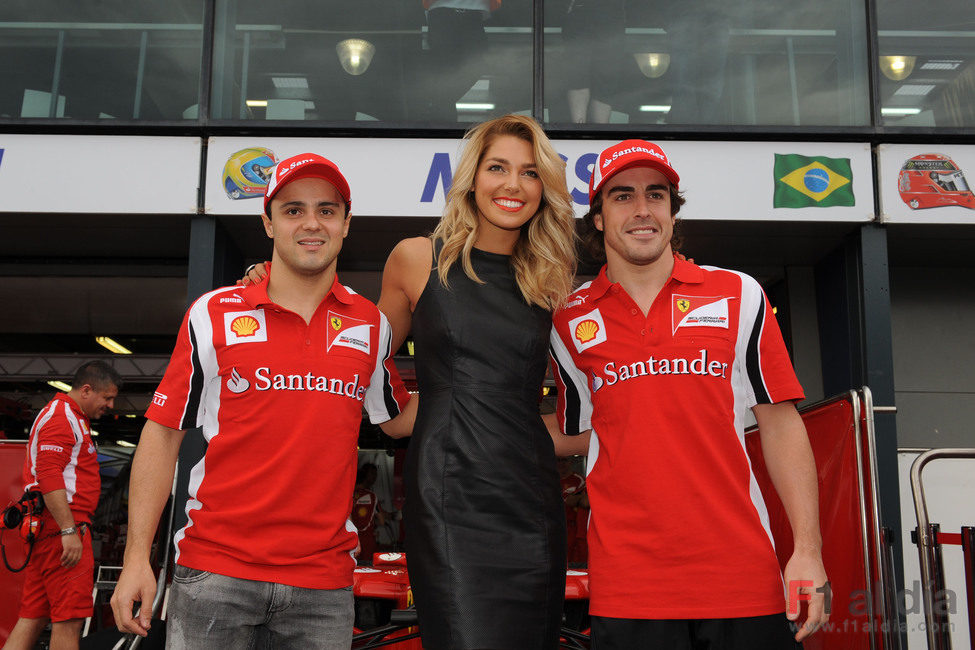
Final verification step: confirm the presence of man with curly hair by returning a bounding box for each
[549,140,829,650]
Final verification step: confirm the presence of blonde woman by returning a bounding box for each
[240,115,576,647]
[380,114,576,649]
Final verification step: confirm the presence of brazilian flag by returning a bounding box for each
[773,154,854,208]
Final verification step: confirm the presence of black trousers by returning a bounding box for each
[591,613,802,650]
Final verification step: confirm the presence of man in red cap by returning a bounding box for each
[548,140,829,649]
[110,153,416,649]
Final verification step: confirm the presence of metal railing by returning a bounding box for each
[910,448,975,650]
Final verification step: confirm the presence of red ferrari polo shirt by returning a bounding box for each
[550,256,804,619]
[146,275,409,589]
[24,392,100,525]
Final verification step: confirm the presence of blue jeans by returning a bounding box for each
[166,565,354,650]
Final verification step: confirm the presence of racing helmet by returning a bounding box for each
[223,147,278,200]
[898,153,975,210]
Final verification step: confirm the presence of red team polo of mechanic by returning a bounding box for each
[4,361,121,650]
[110,153,416,649]
[548,140,829,649]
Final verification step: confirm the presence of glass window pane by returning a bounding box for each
[877,0,975,128]
[0,1,204,121]
[210,0,532,125]
[543,0,870,127]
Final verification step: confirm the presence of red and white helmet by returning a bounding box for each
[898,153,975,210]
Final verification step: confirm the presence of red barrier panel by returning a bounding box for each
[0,441,28,645]
[746,396,876,650]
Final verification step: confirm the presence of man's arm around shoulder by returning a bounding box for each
[110,419,186,637]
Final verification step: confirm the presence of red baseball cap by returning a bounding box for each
[588,140,680,202]
[263,153,351,212]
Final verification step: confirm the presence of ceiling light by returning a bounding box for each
[271,77,309,89]
[47,380,72,392]
[894,84,935,96]
[96,336,132,354]
[456,103,495,111]
[115,440,136,448]
[336,39,375,76]
[639,105,672,112]
[633,53,670,78]
[879,55,916,81]
[246,99,268,108]
[881,107,922,116]
[920,60,961,71]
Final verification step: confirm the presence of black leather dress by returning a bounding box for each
[404,246,566,650]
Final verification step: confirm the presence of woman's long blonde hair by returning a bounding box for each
[431,114,577,311]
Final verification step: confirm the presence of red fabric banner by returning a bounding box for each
[746,397,878,650]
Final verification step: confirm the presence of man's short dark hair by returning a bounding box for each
[72,360,123,392]
[579,184,686,264]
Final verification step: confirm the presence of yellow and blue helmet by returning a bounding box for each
[223,147,277,200]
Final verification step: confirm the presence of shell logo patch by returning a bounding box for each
[231,315,260,337]
[224,309,268,345]
[575,319,600,343]
[567,308,607,353]
[672,295,731,334]
[326,310,372,354]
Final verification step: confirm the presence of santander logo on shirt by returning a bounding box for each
[227,367,250,393]
[599,349,729,388]
[224,366,368,401]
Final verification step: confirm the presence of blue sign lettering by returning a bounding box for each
[421,152,453,203]
[573,152,598,206]
[420,150,597,208]
[0,148,4,170]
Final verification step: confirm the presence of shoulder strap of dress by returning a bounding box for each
[431,237,443,267]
